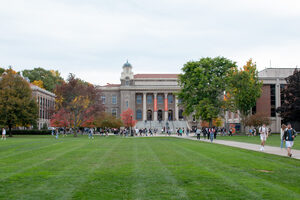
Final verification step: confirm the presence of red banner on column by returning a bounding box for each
[164,98,168,111]
[154,98,157,111]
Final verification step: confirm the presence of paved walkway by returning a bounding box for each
[172,135,300,160]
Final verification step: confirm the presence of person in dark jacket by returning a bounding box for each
[283,123,297,157]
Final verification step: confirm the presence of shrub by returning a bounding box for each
[10,129,52,135]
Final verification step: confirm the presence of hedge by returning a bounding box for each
[9,130,52,135]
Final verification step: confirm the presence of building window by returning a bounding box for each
[168,94,173,104]
[147,95,153,104]
[136,109,142,120]
[178,99,182,104]
[112,95,117,104]
[270,84,276,117]
[136,95,142,104]
[112,108,117,117]
[179,109,184,120]
[101,96,106,104]
[126,101,129,108]
[157,95,163,104]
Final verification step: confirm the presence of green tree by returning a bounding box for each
[178,57,237,127]
[0,67,5,75]
[226,59,263,131]
[0,68,39,137]
[22,68,64,92]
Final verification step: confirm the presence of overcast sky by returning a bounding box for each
[1,0,300,85]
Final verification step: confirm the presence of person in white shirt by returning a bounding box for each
[280,124,287,149]
[2,128,6,140]
[259,124,268,151]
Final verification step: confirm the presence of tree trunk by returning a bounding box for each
[209,119,213,128]
[74,127,78,137]
[8,124,13,137]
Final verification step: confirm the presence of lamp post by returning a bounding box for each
[130,114,133,136]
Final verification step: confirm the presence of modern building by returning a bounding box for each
[100,62,296,133]
[30,84,56,129]
[225,68,296,133]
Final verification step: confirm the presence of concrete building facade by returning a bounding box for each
[100,62,296,133]
[30,84,56,129]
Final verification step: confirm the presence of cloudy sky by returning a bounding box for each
[1,0,300,85]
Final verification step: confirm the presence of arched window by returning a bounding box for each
[125,77,130,86]
[147,110,152,121]
[136,110,142,120]
[158,110,163,121]
[168,110,173,121]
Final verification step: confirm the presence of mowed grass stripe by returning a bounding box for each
[1,136,300,200]
[68,138,129,199]
[148,138,251,199]
[131,138,188,200]
[176,138,300,193]
[5,138,117,200]
[166,138,300,199]
[0,138,69,160]
[0,139,85,181]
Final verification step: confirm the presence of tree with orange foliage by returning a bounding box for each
[226,59,263,131]
[121,108,137,128]
[50,108,70,127]
[53,74,104,136]
[32,80,44,89]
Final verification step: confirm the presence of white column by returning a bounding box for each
[154,93,157,121]
[175,96,179,121]
[164,93,168,121]
[143,92,147,121]
[275,79,281,132]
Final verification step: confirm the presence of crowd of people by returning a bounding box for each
[1,122,297,158]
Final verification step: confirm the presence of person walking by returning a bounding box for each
[259,124,268,151]
[249,128,253,136]
[88,128,94,139]
[55,128,59,139]
[1,128,6,140]
[283,123,297,157]
[207,128,210,140]
[214,127,217,139]
[196,128,201,140]
[210,128,214,143]
[280,124,287,149]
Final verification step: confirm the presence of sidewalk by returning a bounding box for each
[172,135,300,160]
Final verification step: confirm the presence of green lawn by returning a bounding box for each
[1,135,300,200]
[216,134,300,150]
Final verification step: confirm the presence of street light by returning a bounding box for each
[130,114,133,136]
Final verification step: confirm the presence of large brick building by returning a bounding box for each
[100,62,296,133]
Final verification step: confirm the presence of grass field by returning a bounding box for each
[216,134,300,150]
[1,135,300,200]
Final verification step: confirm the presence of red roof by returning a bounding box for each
[134,74,179,79]
[103,84,121,87]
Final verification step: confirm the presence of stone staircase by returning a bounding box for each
[136,120,188,134]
